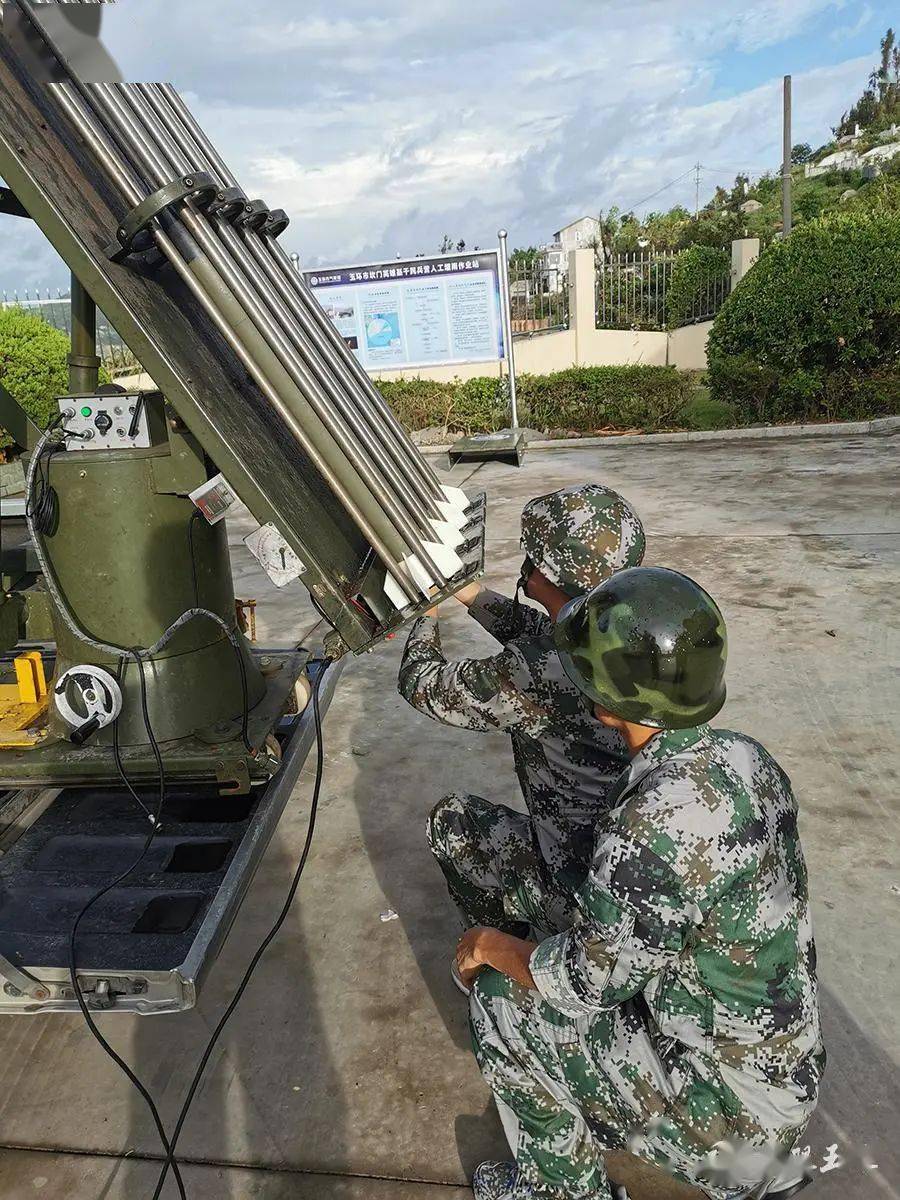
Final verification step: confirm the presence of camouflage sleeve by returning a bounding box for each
[397,615,553,736]
[467,588,552,645]
[529,829,702,1017]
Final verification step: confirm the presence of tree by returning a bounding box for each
[795,189,824,221]
[836,27,900,136]
[509,246,539,269]
[0,307,111,442]
[791,143,813,164]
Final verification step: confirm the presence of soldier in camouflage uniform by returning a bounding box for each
[457,567,824,1200]
[397,485,646,939]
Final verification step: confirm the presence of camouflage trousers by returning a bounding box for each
[470,969,764,1200]
[426,792,578,937]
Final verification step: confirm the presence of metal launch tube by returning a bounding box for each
[147,86,444,526]
[133,83,440,536]
[91,82,445,587]
[157,83,450,507]
[51,80,422,603]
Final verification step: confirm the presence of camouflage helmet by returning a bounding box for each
[554,566,727,729]
[520,484,645,596]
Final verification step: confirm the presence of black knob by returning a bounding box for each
[94,410,113,434]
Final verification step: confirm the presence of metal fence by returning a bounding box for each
[594,250,730,331]
[508,260,568,336]
[1,290,140,375]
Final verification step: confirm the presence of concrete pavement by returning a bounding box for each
[0,431,896,1199]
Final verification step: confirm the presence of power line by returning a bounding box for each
[619,165,696,212]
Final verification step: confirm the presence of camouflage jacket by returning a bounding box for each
[398,589,629,887]
[530,724,824,1124]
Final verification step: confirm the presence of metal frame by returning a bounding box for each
[0,16,485,654]
[0,656,344,1015]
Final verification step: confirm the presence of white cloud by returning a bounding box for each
[0,0,885,286]
[830,4,875,41]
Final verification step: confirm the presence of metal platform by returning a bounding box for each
[448,429,526,467]
[0,656,342,1015]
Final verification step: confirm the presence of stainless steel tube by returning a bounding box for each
[158,83,449,504]
[137,84,440,531]
[115,84,448,584]
[52,81,420,603]
[154,84,446,514]
[92,82,439,586]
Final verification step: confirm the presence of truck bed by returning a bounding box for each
[0,657,341,1014]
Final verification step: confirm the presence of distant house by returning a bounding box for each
[836,123,862,146]
[508,277,534,303]
[538,216,602,291]
[554,216,603,253]
[740,198,763,214]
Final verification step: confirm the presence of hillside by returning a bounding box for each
[600,27,900,254]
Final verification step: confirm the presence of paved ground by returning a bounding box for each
[0,432,897,1199]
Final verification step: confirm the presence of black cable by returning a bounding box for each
[25,415,65,536]
[186,510,252,753]
[67,652,187,1200]
[112,656,154,825]
[187,511,201,607]
[150,664,328,1200]
[230,634,253,754]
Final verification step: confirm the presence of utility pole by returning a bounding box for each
[782,74,792,236]
[694,162,701,219]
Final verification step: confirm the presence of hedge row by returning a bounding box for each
[376,365,694,435]
[708,209,900,423]
[667,245,730,329]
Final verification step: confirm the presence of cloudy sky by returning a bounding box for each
[0,0,894,290]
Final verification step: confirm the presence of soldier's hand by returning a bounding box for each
[456,926,489,985]
[456,927,538,991]
[453,581,483,608]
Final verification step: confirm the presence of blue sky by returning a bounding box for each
[0,1,894,289]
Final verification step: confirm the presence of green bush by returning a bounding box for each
[0,308,111,445]
[708,210,900,423]
[667,245,730,329]
[377,365,693,435]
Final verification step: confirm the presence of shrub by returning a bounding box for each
[377,365,693,435]
[708,209,900,423]
[0,307,111,445]
[667,246,731,328]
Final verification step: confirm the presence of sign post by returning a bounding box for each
[447,229,526,466]
[305,239,525,466]
[498,228,519,434]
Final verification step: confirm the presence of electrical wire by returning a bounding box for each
[67,651,187,1200]
[619,166,697,214]
[112,656,155,825]
[184,510,252,754]
[150,663,328,1200]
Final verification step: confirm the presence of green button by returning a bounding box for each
[80,405,93,417]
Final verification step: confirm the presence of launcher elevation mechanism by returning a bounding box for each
[0,0,485,1014]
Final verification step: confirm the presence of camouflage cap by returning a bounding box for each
[520,484,645,596]
[554,566,727,729]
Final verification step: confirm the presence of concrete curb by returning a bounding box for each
[419,414,900,455]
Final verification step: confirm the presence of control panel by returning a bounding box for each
[56,393,152,451]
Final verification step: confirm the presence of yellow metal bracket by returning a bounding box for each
[0,651,50,749]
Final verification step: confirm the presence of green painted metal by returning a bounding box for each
[43,440,266,746]
[0,647,302,790]
[0,381,40,456]
[66,274,101,395]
